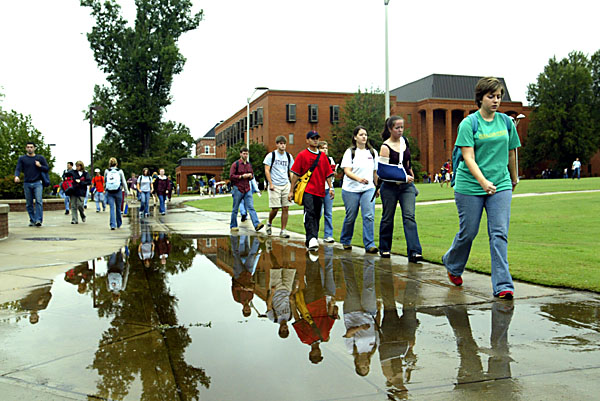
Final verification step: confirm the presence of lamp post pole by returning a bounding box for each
[384,0,390,119]
[246,87,268,161]
[89,105,103,172]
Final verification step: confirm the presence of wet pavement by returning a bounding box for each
[0,204,599,400]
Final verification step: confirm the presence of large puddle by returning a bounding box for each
[1,219,600,400]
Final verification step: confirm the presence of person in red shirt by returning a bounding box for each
[288,131,334,251]
[91,168,106,212]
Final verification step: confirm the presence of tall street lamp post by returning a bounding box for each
[89,105,104,172]
[384,0,391,119]
[514,113,525,178]
[246,87,268,161]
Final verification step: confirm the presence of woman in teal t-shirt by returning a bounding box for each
[443,77,521,299]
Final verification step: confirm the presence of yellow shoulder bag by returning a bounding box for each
[293,152,321,206]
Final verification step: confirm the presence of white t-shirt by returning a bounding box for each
[263,151,293,186]
[340,148,378,192]
[573,160,581,169]
[344,311,379,354]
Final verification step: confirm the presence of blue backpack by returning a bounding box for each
[450,113,512,187]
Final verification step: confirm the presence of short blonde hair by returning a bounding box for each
[75,160,85,169]
[317,141,328,149]
[475,77,505,108]
[109,157,118,167]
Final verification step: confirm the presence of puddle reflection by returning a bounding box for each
[1,224,600,400]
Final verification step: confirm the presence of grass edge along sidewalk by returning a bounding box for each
[185,177,600,213]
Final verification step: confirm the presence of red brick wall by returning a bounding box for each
[4,198,67,212]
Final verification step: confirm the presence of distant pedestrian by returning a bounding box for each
[339,126,379,254]
[153,168,170,215]
[104,157,128,230]
[91,168,106,212]
[14,142,49,227]
[167,175,174,202]
[229,147,265,232]
[137,168,153,218]
[208,177,216,197]
[378,116,423,262]
[61,162,74,215]
[127,173,138,203]
[318,140,336,244]
[443,77,521,299]
[572,157,581,179]
[288,131,334,251]
[151,171,159,206]
[67,161,91,224]
[263,135,294,238]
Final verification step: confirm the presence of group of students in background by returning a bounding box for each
[229,77,521,300]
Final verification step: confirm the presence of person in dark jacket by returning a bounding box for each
[14,142,49,226]
[153,168,170,215]
[67,160,91,224]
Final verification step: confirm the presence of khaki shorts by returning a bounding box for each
[269,268,296,293]
[268,182,291,208]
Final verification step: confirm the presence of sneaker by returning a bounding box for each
[343,244,352,250]
[380,251,391,258]
[111,227,115,230]
[497,290,514,300]
[366,247,379,254]
[279,229,290,238]
[255,223,265,232]
[266,224,272,235]
[241,214,247,222]
[230,227,239,232]
[307,237,319,251]
[409,253,424,263]
[29,222,35,227]
[81,216,86,223]
[96,210,100,213]
[35,221,42,227]
[65,210,69,215]
[324,237,334,243]
[447,272,463,286]
[84,205,87,209]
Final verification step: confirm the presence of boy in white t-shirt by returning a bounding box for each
[263,135,294,238]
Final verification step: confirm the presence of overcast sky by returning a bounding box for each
[1,0,597,173]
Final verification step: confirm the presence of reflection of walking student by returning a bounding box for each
[288,131,334,251]
[378,116,423,262]
[339,126,379,253]
[267,267,297,338]
[443,77,521,299]
[14,142,49,226]
[263,135,294,238]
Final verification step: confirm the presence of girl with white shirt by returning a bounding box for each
[339,126,379,254]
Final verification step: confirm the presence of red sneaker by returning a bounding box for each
[447,272,463,286]
[497,291,514,300]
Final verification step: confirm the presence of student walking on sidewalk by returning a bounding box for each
[229,147,265,232]
[14,142,49,226]
[67,161,91,224]
[104,157,128,230]
[288,131,334,251]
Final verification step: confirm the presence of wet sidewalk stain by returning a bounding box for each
[1,220,600,400]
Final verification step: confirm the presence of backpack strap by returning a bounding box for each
[271,151,276,167]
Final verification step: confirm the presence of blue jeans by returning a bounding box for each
[321,189,334,238]
[572,167,580,179]
[340,188,376,249]
[95,191,106,211]
[23,181,43,224]
[230,187,260,229]
[158,194,166,214]
[443,190,514,295]
[239,199,247,217]
[379,182,422,256]
[60,188,70,211]
[106,191,123,229]
[140,191,151,216]
[84,187,89,207]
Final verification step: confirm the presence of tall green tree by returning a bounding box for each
[81,0,203,159]
[329,88,422,178]
[522,51,599,171]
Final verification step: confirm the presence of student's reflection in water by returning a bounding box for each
[445,301,514,389]
[376,258,419,397]
[138,222,155,268]
[230,235,261,317]
[64,261,94,294]
[341,255,380,376]
[19,284,53,325]
[266,239,297,338]
[292,251,339,364]
[107,248,129,303]
[156,232,171,266]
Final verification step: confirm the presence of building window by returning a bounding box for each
[252,110,258,128]
[289,133,294,144]
[286,104,296,122]
[205,145,210,154]
[257,107,264,125]
[249,113,254,128]
[330,105,340,123]
[308,104,318,123]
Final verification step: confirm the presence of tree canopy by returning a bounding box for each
[522,50,600,171]
[81,0,203,172]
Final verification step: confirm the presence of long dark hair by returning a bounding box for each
[381,116,403,141]
[350,125,374,152]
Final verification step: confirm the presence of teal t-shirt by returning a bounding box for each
[454,111,521,195]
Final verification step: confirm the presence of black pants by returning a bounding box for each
[303,193,323,247]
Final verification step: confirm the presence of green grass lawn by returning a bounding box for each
[185,177,600,212]
[186,178,600,292]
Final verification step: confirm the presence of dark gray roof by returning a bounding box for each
[178,158,225,167]
[391,74,512,103]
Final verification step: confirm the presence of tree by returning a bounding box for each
[0,106,56,198]
[221,141,268,187]
[522,51,599,172]
[329,88,422,179]
[81,0,203,159]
